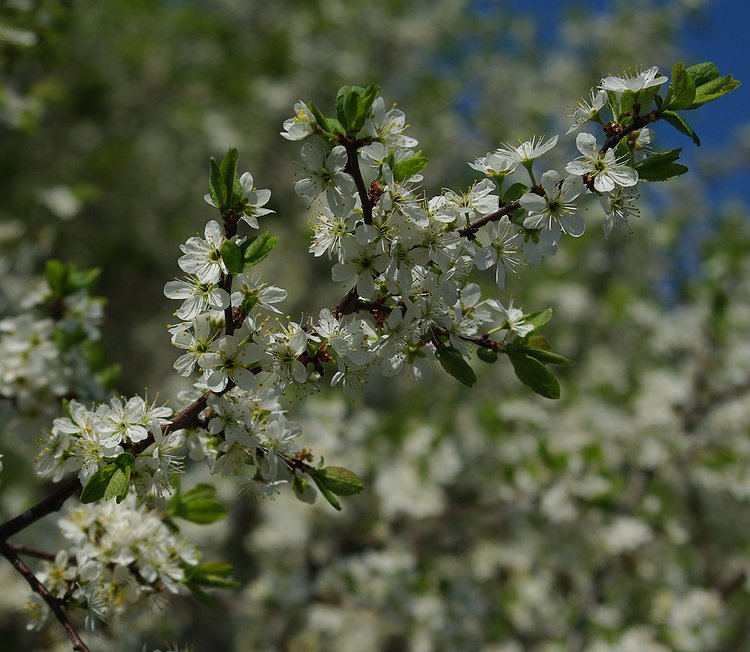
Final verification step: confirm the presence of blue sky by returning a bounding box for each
[508,0,749,196]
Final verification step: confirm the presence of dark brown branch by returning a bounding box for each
[599,110,660,155]
[0,540,90,652]
[457,202,520,240]
[0,475,81,541]
[343,140,374,225]
[9,544,62,562]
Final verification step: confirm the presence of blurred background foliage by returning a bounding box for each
[2,0,750,650]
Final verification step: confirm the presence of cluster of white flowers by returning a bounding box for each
[6,57,736,648]
[154,66,671,505]
[35,396,175,493]
[26,496,198,631]
[0,276,105,412]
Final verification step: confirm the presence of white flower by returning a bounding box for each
[468,151,518,177]
[294,140,355,211]
[164,276,230,321]
[486,297,534,340]
[565,132,638,193]
[169,314,217,376]
[309,205,357,261]
[177,220,225,284]
[237,172,274,229]
[331,243,388,300]
[267,324,308,385]
[259,417,301,482]
[441,178,500,224]
[600,186,640,237]
[566,89,608,134]
[231,273,287,314]
[280,101,316,141]
[365,97,418,148]
[473,217,523,289]
[521,170,585,238]
[201,334,263,392]
[599,65,668,93]
[496,135,558,166]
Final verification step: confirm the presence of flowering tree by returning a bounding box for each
[0,40,740,649]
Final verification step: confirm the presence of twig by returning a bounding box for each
[0,540,90,652]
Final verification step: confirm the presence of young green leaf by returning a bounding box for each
[664,62,696,110]
[635,148,688,181]
[502,183,529,203]
[685,61,720,87]
[308,469,342,511]
[316,466,365,496]
[80,464,118,503]
[391,151,428,182]
[220,239,244,275]
[477,347,498,363]
[690,74,741,108]
[660,110,701,146]
[243,232,279,267]
[435,345,477,387]
[522,308,553,333]
[219,147,241,209]
[507,351,561,399]
[168,483,228,524]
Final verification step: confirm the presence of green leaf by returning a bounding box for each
[208,157,226,209]
[168,483,228,524]
[242,232,278,267]
[660,110,701,146]
[435,345,477,387]
[188,561,240,588]
[507,351,561,399]
[306,101,329,133]
[391,151,428,182]
[635,148,688,181]
[104,467,130,503]
[220,239,244,275]
[114,452,136,471]
[219,147,242,209]
[523,348,574,366]
[690,74,741,108]
[685,61,720,87]
[664,62,696,110]
[81,464,117,503]
[316,466,365,496]
[45,260,66,295]
[335,84,381,134]
[477,347,498,363]
[503,183,529,203]
[309,469,342,511]
[522,308,552,333]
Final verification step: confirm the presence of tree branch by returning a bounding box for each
[0,540,90,652]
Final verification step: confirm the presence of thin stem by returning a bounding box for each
[0,540,90,652]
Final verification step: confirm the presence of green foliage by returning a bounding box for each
[391,151,429,182]
[45,260,100,297]
[209,148,242,212]
[507,350,561,399]
[242,232,279,268]
[436,345,477,387]
[184,561,241,607]
[220,240,244,275]
[309,464,366,511]
[635,148,688,181]
[335,83,381,134]
[167,483,228,525]
[80,453,136,504]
